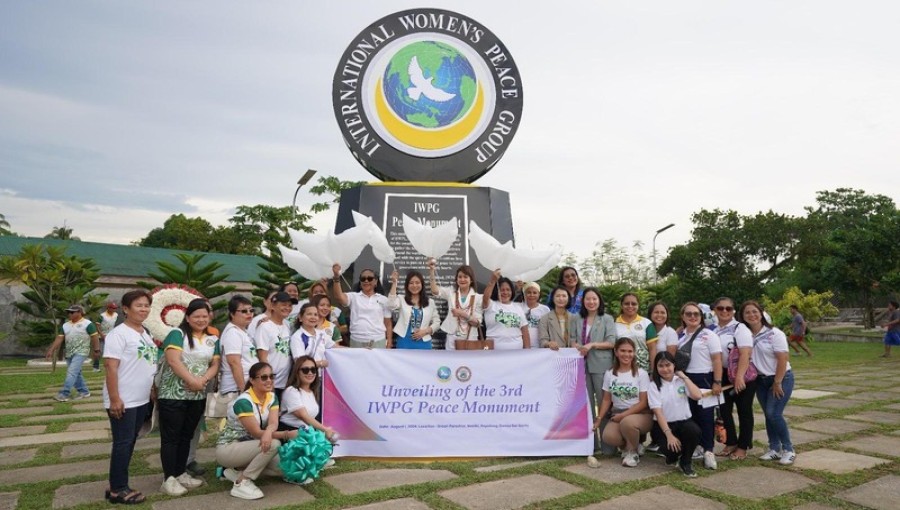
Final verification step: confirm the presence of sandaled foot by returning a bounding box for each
[109,489,145,505]
[717,445,737,457]
[730,448,747,460]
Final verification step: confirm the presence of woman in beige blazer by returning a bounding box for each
[539,287,577,349]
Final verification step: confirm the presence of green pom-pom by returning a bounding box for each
[278,428,333,483]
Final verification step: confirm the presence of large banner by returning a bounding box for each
[323,348,592,457]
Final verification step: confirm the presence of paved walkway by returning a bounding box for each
[0,357,898,509]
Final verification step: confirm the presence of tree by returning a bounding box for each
[308,175,365,214]
[228,204,313,255]
[658,209,802,305]
[136,253,236,325]
[799,188,900,328]
[139,214,217,252]
[0,244,107,347]
[0,213,14,236]
[45,224,80,241]
[761,287,839,331]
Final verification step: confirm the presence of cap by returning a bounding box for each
[271,291,297,304]
[65,305,84,313]
[106,302,118,309]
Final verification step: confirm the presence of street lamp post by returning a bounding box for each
[291,169,318,219]
[652,223,675,284]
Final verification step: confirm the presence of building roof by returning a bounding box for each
[0,236,265,283]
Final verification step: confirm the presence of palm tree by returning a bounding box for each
[0,213,12,236]
[45,224,80,240]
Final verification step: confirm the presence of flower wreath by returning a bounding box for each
[145,284,205,346]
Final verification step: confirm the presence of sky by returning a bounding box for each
[1,1,898,263]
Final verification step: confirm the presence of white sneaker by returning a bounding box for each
[622,452,640,468]
[586,455,600,468]
[759,449,782,461]
[637,443,646,456]
[175,472,204,489]
[704,451,718,470]
[230,479,264,500]
[161,476,187,496]
[221,468,239,482]
[323,458,336,469]
[779,450,797,465]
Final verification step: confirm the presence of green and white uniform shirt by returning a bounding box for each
[158,329,220,400]
[61,319,98,358]
[254,320,292,389]
[217,390,279,445]
[615,315,657,371]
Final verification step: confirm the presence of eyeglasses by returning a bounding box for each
[715,306,734,312]
[254,374,274,381]
[683,311,701,318]
[236,308,254,314]
[360,276,376,282]
[299,367,316,374]
[563,273,577,279]
[622,302,638,307]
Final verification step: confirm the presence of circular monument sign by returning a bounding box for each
[333,8,523,183]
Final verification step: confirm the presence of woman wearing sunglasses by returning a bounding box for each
[278,356,337,471]
[667,302,723,471]
[332,264,392,348]
[712,297,756,460]
[216,362,292,500]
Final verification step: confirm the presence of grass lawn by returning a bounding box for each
[0,343,898,510]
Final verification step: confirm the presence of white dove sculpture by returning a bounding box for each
[351,211,396,264]
[278,245,333,281]
[468,221,561,280]
[401,214,459,260]
[407,56,456,102]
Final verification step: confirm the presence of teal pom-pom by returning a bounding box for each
[278,427,333,483]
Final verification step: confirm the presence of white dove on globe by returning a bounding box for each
[407,56,456,102]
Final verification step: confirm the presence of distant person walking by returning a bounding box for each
[94,301,119,371]
[47,304,100,402]
[788,305,813,357]
[881,300,900,358]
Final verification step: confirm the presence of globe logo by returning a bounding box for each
[383,41,477,129]
[436,366,452,382]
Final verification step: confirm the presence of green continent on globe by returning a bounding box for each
[383,41,477,129]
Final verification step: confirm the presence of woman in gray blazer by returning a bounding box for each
[569,287,617,465]
[539,287,576,349]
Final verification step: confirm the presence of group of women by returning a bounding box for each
[99,263,796,503]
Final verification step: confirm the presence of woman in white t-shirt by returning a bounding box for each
[647,302,678,359]
[429,260,483,350]
[278,355,336,471]
[593,337,652,468]
[103,290,157,505]
[712,296,756,460]
[482,270,529,350]
[647,351,703,478]
[290,303,334,366]
[667,302,723,471]
[739,300,796,465]
[332,264,392,348]
[519,282,549,349]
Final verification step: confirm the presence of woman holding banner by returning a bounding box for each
[569,287,617,464]
[428,260,483,350]
[482,270,529,350]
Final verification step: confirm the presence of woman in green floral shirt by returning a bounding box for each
[157,299,221,496]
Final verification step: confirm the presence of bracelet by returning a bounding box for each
[663,428,671,434]
[713,380,722,384]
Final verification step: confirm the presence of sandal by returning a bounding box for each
[717,445,737,457]
[729,448,747,460]
[108,489,145,505]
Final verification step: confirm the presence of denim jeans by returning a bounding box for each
[686,372,716,451]
[756,370,794,452]
[108,402,151,493]
[60,354,90,397]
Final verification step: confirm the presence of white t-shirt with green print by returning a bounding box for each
[219,323,257,394]
[254,320,292,389]
[102,324,157,409]
[158,329,220,401]
[60,318,98,358]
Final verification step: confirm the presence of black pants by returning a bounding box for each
[651,419,701,467]
[720,373,757,450]
[157,399,205,479]
[686,372,717,451]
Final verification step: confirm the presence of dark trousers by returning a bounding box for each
[686,372,716,451]
[108,402,151,493]
[158,399,205,479]
[720,373,757,450]
[651,419,700,467]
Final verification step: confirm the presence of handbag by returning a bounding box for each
[207,391,237,418]
[674,328,702,372]
[726,328,759,383]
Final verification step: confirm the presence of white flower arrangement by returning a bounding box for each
[145,284,204,344]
